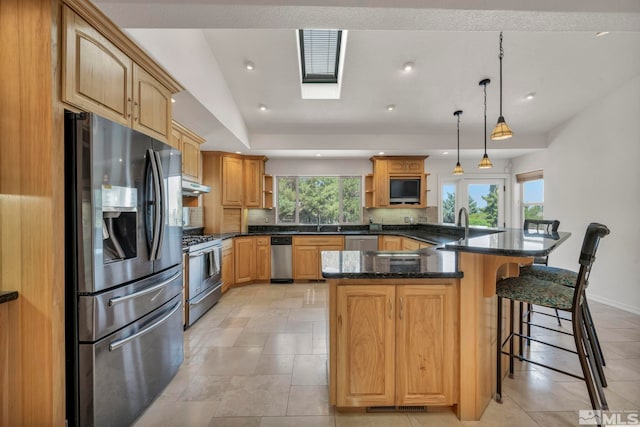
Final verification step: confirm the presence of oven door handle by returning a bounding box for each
[189,282,222,306]
[108,272,181,306]
[109,301,181,352]
[189,249,214,258]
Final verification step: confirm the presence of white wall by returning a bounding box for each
[512,75,640,314]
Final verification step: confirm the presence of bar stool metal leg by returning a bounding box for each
[573,307,604,413]
[518,302,524,358]
[496,295,503,403]
[509,299,515,378]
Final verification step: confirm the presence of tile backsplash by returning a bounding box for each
[247,206,439,225]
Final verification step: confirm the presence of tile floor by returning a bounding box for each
[133,282,640,427]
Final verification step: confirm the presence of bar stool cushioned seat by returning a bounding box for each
[519,265,578,288]
[497,275,575,310]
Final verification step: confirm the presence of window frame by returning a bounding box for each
[276,175,362,225]
[517,170,544,223]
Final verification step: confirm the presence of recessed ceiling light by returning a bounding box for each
[386,104,395,111]
[259,104,268,111]
[235,151,242,154]
[315,153,322,157]
[442,151,449,155]
[596,31,609,37]
[245,61,255,71]
[403,62,414,72]
[525,92,536,100]
[378,151,385,155]
[171,98,176,103]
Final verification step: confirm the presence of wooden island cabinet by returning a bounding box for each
[331,280,458,408]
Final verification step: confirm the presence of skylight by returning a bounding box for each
[298,29,342,84]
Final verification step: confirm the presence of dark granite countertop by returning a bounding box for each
[0,291,18,305]
[444,228,571,257]
[321,247,462,279]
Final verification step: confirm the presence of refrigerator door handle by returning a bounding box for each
[147,148,162,260]
[108,271,182,306]
[154,150,166,259]
[108,300,181,351]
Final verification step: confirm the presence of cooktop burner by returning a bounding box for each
[182,235,221,250]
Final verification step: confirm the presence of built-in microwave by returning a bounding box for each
[389,178,420,204]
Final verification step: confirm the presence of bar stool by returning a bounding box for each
[495,223,610,416]
[519,220,606,373]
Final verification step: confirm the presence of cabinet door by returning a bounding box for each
[62,6,132,126]
[401,237,421,251]
[379,236,402,251]
[222,156,244,206]
[182,133,201,182]
[243,158,263,207]
[255,238,271,281]
[293,246,319,280]
[396,285,457,406]
[388,159,423,174]
[169,126,182,152]
[222,240,234,293]
[132,64,172,142]
[234,237,255,284]
[337,285,395,407]
[374,159,389,207]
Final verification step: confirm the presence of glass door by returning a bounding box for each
[461,180,505,228]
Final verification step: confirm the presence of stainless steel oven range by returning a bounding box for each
[183,236,223,327]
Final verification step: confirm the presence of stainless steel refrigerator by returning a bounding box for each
[64,111,184,427]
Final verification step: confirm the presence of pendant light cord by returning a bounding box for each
[457,114,461,163]
[499,32,504,116]
[483,82,488,154]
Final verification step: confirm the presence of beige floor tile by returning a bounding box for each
[215,375,291,417]
[259,415,335,427]
[207,417,261,427]
[200,328,244,347]
[287,385,333,416]
[292,355,328,385]
[602,357,640,381]
[271,297,304,309]
[461,396,538,427]
[157,367,195,401]
[218,317,251,328]
[335,412,412,427]
[313,338,328,354]
[180,375,232,401]
[263,333,313,355]
[284,319,314,333]
[255,354,295,374]
[288,307,327,322]
[502,370,591,411]
[606,380,640,406]
[194,347,262,375]
[245,314,288,332]
[313,321,327,340]
[133,401,218,427]
[526,411,580,427]
[234,331,270,347]
[408,408,463,427]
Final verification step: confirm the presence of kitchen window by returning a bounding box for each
[276,176,361,224]
[517,170,544,221]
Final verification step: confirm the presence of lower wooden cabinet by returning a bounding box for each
[255,236,271,282]
[378,235,402,250]
[234,236,256,284]
[332,281,458,408]
[221,239,234,293]
[293,236,344,281]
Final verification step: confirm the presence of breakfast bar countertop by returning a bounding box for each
[321,247,462,279]
[444,228,571,257]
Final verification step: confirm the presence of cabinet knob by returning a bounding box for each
[127,98,132,118]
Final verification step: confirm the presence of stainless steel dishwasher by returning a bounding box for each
[270,236,293,283]
[344,235,379,251]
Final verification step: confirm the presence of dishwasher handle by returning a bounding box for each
[271,236,292,245]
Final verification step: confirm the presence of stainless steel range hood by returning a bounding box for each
[182,180,211,197]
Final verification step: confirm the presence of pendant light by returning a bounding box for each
[478,78,493,169]
[452,110,464,175]
[491,32,513,140]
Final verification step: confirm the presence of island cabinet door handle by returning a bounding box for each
[399,297,404,320]
[388,298,393,319]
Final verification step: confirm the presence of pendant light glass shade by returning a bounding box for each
[452,110,464,175]
[478,79,493,169]
[491,32,513,141]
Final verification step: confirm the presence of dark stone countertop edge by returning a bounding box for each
[0,291,18,305]
[322,272,463,280]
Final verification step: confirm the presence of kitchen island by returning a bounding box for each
[321,228,570,421]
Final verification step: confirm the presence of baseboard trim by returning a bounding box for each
[588,294,640,316]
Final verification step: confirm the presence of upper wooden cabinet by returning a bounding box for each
[62,5,179,143]
[243,157,264,208]
[368,156,429,208]
[172,121,205,182]
[222,155,244,207]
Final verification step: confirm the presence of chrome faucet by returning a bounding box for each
[316,215,321,232]
[457,207,469,240]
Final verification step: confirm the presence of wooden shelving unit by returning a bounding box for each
[263,174,274,209]
[364,174,374,208]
